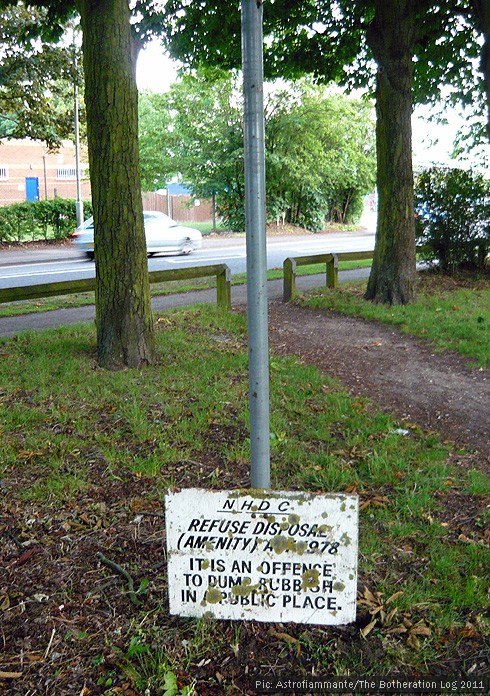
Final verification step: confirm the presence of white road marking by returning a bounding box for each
[164,253,246,265]
[0,266,94,280]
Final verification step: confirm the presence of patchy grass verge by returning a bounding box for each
[0,306,488,694]
[300,271,490,368]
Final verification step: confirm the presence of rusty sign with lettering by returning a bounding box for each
[165,488,358,624]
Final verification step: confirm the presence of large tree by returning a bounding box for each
[0,0,158,368]
[77,0,155,368]
[162,0,484,304]
[138,91,175,191]
[363,0,417,303]
[470,0,490,137]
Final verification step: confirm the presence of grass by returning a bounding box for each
[1,305,488,693]
[184,220,229,235]
[301,271,490,368]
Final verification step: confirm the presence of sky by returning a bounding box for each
[136,41,179,94]
[136,41,488,169]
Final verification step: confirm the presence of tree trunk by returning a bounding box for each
[78,0,156,368]
[365,0,417,305]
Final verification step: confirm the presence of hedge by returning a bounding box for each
[0,199,92,244]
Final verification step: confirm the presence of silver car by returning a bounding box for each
[72,210,202,260]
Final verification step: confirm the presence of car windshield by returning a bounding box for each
[79,217,94,230]
[144,212,178,228]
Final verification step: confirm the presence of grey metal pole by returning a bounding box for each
[74,49,84,227]
[241,0,270,489]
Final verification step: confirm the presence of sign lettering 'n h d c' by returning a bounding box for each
[165,489,359,625]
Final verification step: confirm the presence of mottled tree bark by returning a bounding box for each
[365,0,417,305]
[78,0,156,368]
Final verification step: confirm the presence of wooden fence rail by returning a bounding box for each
[283,250,375,302]
[0,263,232,310]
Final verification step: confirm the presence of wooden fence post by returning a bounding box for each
[326,254,339,288]
[216,265,232,309]
[283,257,297,302]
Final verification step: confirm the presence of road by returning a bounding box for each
[0,229,375,289]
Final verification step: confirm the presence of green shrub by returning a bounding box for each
[415,166,490,272]
[0,203,37,242]
[0,198,92,243]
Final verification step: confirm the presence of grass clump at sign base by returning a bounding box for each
[0,306,488,694]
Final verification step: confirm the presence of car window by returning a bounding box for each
[143,211,178,227]
[81,217,94,229]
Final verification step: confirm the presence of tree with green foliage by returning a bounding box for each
[415,166,490,272]
[0,0,164,368]
[0,4,81,148]
[470,0,490,137]
[138,73,375,232]
[162,0,484,304]
[138,91,175,191]
[265,82,376,230]
[164,71,245,230]
[77,0,156,368]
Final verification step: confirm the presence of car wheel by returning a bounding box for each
[87,251,94,260]
[180,238,193,255]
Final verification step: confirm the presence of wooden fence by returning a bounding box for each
[0,264,232,310]
[283,250,375,301]
[141,192,213,224]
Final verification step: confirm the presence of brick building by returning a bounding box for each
[0,138,214,224]
[0,138,91,206]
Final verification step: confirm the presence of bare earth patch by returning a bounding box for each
[267,301,490,471]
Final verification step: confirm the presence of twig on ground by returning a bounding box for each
[96,551,143,607]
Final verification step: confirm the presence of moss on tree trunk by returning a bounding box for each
[365,0,417,305]
[78,0,156,368]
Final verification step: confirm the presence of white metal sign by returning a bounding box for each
[165,488,358,625]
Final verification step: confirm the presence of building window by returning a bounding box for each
[56,166,85,180]
[0,166,9,180]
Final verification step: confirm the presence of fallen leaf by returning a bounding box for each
[26,653,44,662]
[269,629,301,655]
[361,586,380,605]
[407,633,421,650]
[386,591,404,605]
[361,618,377,638]
[360,495,389,511]
[10,547,41,567]
[33,593,49,602]
[386,608,399,623]
[16,450,44,461]
[460,622,479,639]
[410,622,431,637]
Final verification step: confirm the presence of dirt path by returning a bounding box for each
[267,302,490,468]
